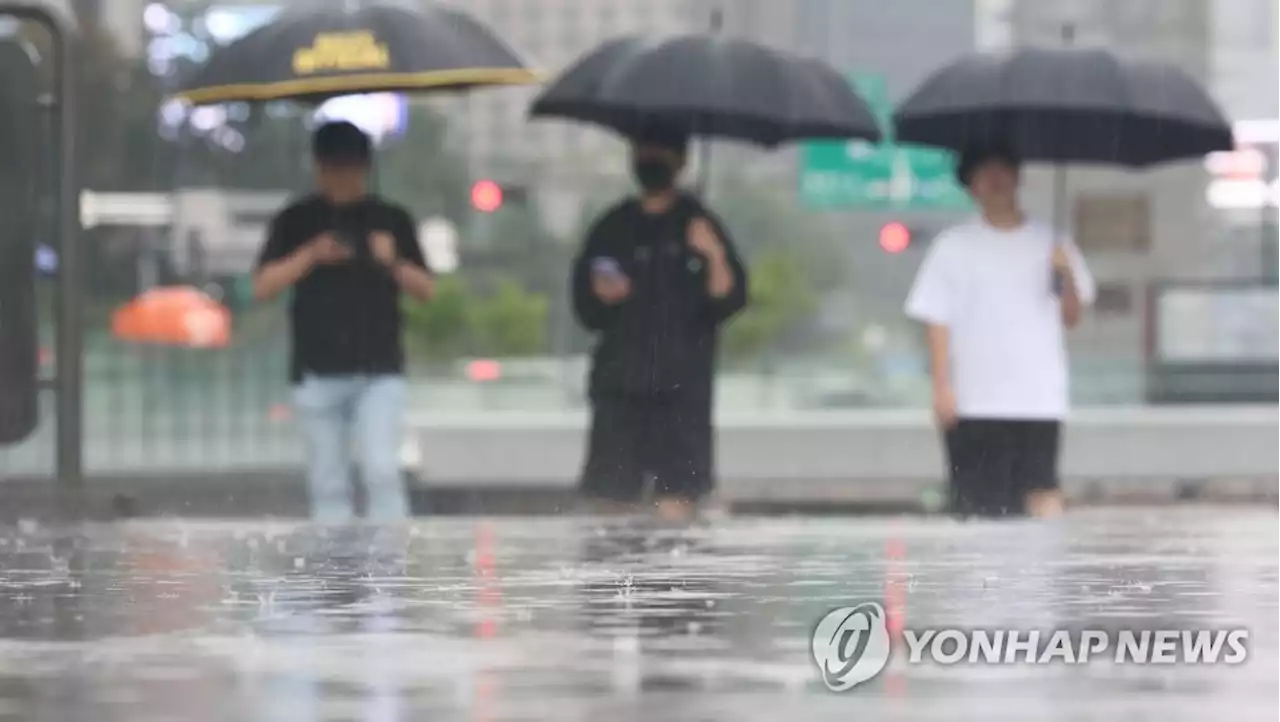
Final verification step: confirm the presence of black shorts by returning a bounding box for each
[944,418,1061,518]
[579,394,714,503]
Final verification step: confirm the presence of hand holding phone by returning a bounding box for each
[1050,245,1070,295]
[305,232,352,265]
[589,257,630,304]
[591,257,622,277]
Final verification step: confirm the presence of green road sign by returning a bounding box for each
[800,72,971,210]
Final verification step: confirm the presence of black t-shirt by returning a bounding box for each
[256,195,430,383]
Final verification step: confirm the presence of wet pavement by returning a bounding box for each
[0,507,1275,721]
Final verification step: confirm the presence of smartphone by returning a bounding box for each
[330,208,365,257]
[590,257,623,279]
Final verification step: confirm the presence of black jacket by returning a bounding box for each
[571,193,748,399]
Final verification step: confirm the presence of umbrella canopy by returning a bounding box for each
[893,47,1232,166]
[111,287,231,349]
[529,35,881,147]
[173,3,537,105]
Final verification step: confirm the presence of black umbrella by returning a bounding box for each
[894,33,1234,293]
[892,44,1232,167]
[173,2,537,106]
[528,35,881,147]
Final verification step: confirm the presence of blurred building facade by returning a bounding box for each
[1208,0,1279,122]
[1205,0,1279,284]
[51,0,149,54]
[792,0,977,95]
[436,0,702,187]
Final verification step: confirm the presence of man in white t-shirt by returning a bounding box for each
[904,144,1096,519]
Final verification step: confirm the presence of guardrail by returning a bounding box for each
[402,405,1279,504]
[1,405,1272,519]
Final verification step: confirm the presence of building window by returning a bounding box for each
[1074,194,1151,252]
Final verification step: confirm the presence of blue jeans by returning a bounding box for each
[292,374,409,523]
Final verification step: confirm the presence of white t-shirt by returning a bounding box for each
[904,217,1096,420]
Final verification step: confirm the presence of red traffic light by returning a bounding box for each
[470,180,503,213]
[466,359,502,382]
[879,222,911,254]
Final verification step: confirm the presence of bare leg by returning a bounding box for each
[1025,489,1065,518]
[654,496,696,523]
[584,498,642,516]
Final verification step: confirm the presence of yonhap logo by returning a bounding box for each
[810,601,1251,692]
[811,602,893,691]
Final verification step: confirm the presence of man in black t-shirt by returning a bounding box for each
[253,121,435,523]
[570,124,749,521]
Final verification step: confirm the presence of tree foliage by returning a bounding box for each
[712,181,845,361]
[402,275,471,363]
[402,276,550,363]
[471,280,548,357]
[721,247,819,364]
[713,179,847,294]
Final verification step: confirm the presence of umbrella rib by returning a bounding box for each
[1105,53,1131,163]
[419,6,473,79]
[597,37,663,103]
[999,51,1016,146]
[705,37,754,137]
[775,50,804,143]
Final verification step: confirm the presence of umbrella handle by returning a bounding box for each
[1050,164,1068,296]
[694,137,713,197]
[694,6,725,197]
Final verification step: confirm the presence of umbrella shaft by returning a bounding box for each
[1051,165,1068,296]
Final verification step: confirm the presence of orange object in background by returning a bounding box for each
[111,286,232,348]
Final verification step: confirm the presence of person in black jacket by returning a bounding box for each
[570,124,749,520]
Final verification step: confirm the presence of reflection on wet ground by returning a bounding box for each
[0,507,1275,721]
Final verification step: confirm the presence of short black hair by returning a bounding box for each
[630,120,690,156]
[955,143,1021,187]
[312,121,371,165]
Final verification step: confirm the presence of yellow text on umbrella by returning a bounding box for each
[292,31,390,75]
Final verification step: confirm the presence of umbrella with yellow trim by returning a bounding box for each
[172,2,537,105]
